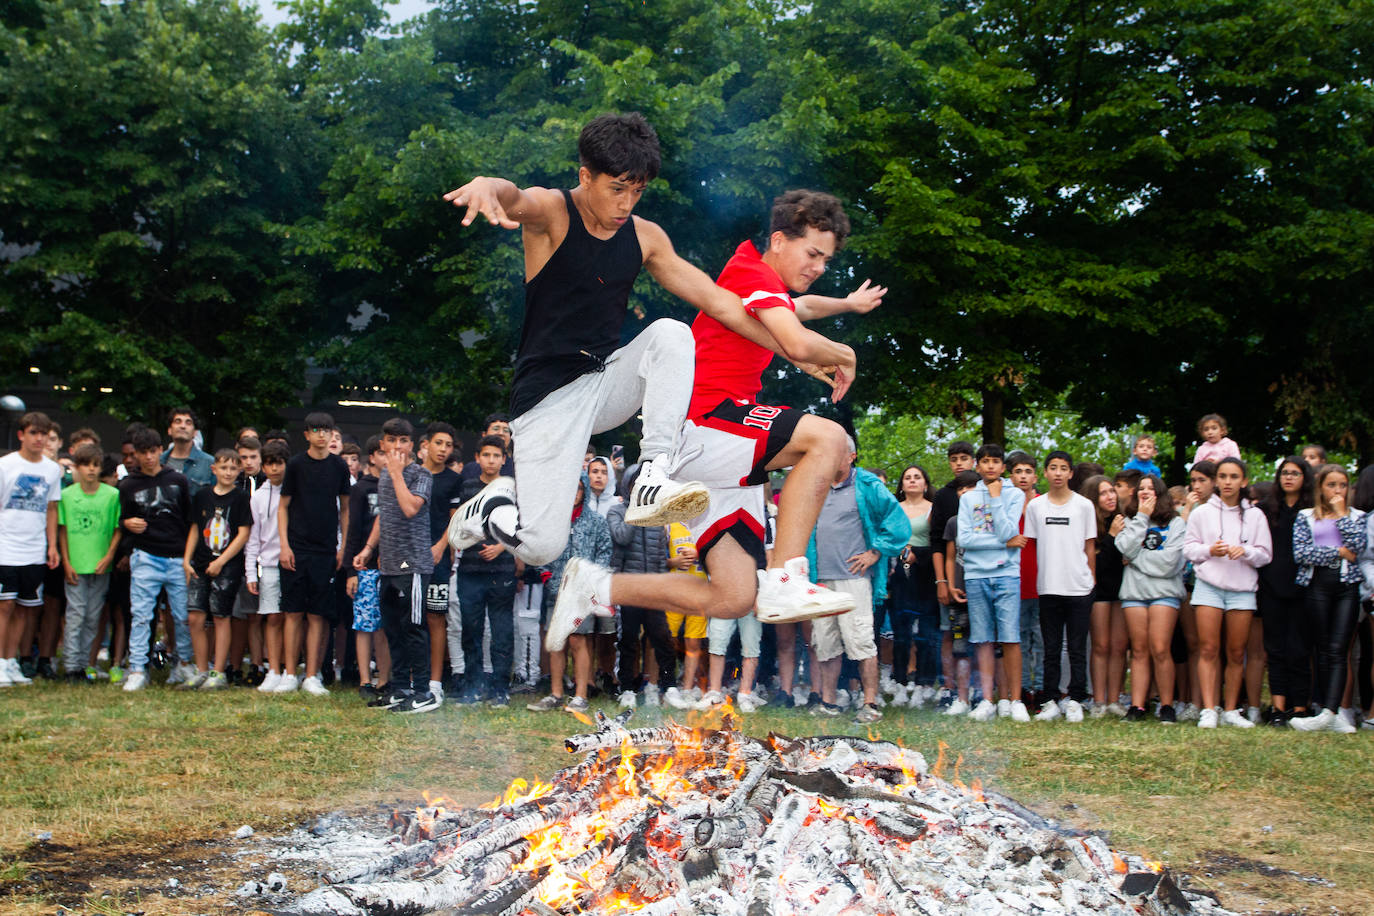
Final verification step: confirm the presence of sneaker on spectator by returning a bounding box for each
[0,660,12,687]
[5,659,34,686]
[1331,711,1358,734]
[1089,703,1108,719]
[618,690,637,710]
[488,690,509,709]
[1220,708,1254,728]
[123,670,147,692]
[642,684,660,708]
[1105,702,1127,717]
[755,558,855,624]
[625,454,710,526]
[166,662,195,686]
[1246,705,1262,725]
[367,685,408,709]
[527,694,563,712]
[545,558,615,652]
[180,669,211,691]
[969,699,997,722]
[447,476,517,550]
[835,688,851,709]
[108,665,125,686]
[274,673,300,694]
[392,691,441,715]
[997,698,1012,718]
[1176,702,1201,722]
[301,675,329,697]
[1124,706,1147,721]
[1010,701,1030,723]
[358,683,382,701]
[771,692,795,709]
[84,665,100,683]
[1063,699,1085,723]
[664,687,696,710]
[565,696,590,714]
[199,670,228,691]
[935,687,954,709]
[1197,707,1219,729]
[1290,708,1334,731]
[1338,707,1358,730]
[809,701,842,717]
[889,684,908,706]
[1035,699,1061,721]
[698,689,727,709]
[855,703,883,724]
[1157,704,1177,724]
[944,697,970,716]
[257,671,281,693]
[736,692,765,713]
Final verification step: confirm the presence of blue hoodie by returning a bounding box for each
[957,477,1025,579]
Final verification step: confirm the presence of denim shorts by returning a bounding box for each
[1121,597,1182,610]
[964,575,1021,644]
[1190,579,1257,612]
[708,613,762,658]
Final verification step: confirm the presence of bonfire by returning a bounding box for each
[266,707,1230,916]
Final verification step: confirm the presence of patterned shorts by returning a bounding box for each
[352,569,381,633]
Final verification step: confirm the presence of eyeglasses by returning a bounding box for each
[1278,470,1304,477]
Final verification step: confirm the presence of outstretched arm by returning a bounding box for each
[442,177,560,231]
[793,279,887,321]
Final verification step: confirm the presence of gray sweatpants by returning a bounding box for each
[63,573,110,674]
[509,318,694,565]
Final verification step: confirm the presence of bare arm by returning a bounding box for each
[792,279,887,321]
[442,177,561,231]
[46,502,59,568]
[277,495,294,571]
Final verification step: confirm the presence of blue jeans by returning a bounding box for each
[457,572,516,694]
[965,575,1021,644]
[1019,598,1043,691]
[128,550,190,671]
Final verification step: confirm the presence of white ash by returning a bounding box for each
[243,713,1234,916]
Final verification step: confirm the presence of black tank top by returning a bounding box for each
[510,189,642,417]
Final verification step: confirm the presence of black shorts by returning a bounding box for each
[187,571,244,619]
[425,578,450,616]
[0,564,46,607]
[281,553,338,620]
[43,564,65,605]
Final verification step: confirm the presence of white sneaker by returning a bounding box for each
[301,675,329,697]
[1105,702,1127,717]
[625,454,710,526]
[257,671,282,693]
[1221,708,1254,728]
[1197,707,1219,729]
[1089,703,1108,719]
[199,670,228,691]
[890,684,908,706]
[698,689,727,709]
[544,557,614,652]
[944,698,970,716]
[1063,700,1085,723]
[1338,707,1358,730]
[1035,699,1062,721]
[3,658,28,685]
[273,673,300,693]
[1291,708,1335,732]
[447,476,517,550]
[664,687,696,710]
[1010,701,1030,723]
[736,692,765,713]
[0,660,11,687]
[180,668,210,691]
[755,558,856,623]
[835,688,851,709]
[997,698,1012,718]
[1246,705,1262,725]
[1331,710,1358,734]
[969,699,997,722]
[1177,702,1201,722]
[166,662,196,686]
[642,683,660,707]
[123,670,147,692]
[618,690,638,710]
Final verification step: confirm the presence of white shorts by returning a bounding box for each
[810,578,877,662]
[255,567,282,615]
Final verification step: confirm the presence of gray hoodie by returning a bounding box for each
[1116,514,1187,602]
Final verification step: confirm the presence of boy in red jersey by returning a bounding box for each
[547,190,886,650]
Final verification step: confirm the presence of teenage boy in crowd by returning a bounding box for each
[460,414,513,480]
[343,436,388,697]
[1008,451,1043,705]
[0,413,63,687]
[231,436,267,684]
[957,444,1029,722]
[278,413,352,696]
[1024,450,1098,723]
[546,189,884,650]
[447,113,838,568]
[455,435,521,706]
[930,441,975,704]
[421,422,462,700]
[246,441,288,692]
[162,407,214,494]
[119,426,193,692]
[182,450,252,690]
[354,419,436,713]
[58,442,121,682]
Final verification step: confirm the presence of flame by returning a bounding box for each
[969,777,985,803]
[616,737,640,797]
[866,725,880,742]
[568,706,595,727]
[815,797,843,818]
[479,777,554,810]
[1145,860,1164,873]
[931,740,949,780]
[951,752,966,791]
[1112,853,1128,874]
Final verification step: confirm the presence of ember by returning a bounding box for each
[277,712,1232,916]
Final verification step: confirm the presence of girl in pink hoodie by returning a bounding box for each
[1193,413,1242,466]
[1183,457,1272,729]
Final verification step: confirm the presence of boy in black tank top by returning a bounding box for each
[442,113,812,568]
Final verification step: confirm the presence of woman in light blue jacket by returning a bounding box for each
[1116,476,1187,723]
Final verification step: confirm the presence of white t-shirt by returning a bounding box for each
[1024,490,1096,597]
[0,451,63,566]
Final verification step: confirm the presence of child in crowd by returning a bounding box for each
[957,444,1028,723]
[247,441,288,692]
[1116,475,1187,722]
[0,413,62,687]
[1193,413,1241,465]
[1123,435,1162,477]
[940,470,980,716]
[421,422,462,702]
[932,442,976,705]
[1024,452,1096,723]
[1183,457,1272,729]
[58,442,120,682]
[278,412,352,696]
[1007,451,1042,705]
[1300,444,1326,468]
[182,450,252,689]
[344,437,388,699]
[1082,474,1127,717]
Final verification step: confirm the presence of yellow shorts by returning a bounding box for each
[665,611,707,640]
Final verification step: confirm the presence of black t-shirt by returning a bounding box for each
[1259,502,1301,599]
[429,467,464,577]
[928,481,962,557]
[1094,531,1124,600]
[456,475,516,576]
[280,452,351,556]
[510,189,642,417]
[118,467,192,559]
[190,486,252,575]
[343,475,380,573]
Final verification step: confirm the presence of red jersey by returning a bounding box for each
[688,241,794,419]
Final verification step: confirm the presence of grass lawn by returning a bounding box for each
[2,681,1372,914]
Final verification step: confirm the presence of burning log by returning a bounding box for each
[744,794,807,916]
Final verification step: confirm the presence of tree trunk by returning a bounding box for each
[981,388,1005,448]
[1168,412,1193,483]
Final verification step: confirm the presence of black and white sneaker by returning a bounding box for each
[367,685,409,709]
[390,691,441,715]
[447,476,517,551]
[625,454,709,527]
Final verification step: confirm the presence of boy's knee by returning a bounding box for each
[647,317,693,350]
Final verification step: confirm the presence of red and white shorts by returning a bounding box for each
[672,399,801,568]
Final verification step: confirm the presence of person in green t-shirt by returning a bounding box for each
[58,443,122,680]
